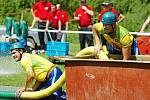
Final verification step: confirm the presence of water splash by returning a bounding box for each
[0,56,24,75]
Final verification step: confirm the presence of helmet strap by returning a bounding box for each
[18,49,24,57]
[111,24,116,34]
[107,24,116,36]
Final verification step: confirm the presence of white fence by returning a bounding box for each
[1,27,150,36]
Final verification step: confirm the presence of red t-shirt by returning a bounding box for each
[74,6,93,27]
[47,12,58,28]
[98,8,119,22]
[32,1,52,20]
[56,10,69,26]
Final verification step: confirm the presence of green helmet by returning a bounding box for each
[10,42,25,51]
[101,12,117,24]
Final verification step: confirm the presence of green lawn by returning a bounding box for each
[0,73,25,87]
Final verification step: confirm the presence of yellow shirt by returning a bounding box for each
[93,23,133,51]
[21,53,55,81]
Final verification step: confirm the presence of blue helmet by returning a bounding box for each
[10,42,25,51]
[101,12,117,24]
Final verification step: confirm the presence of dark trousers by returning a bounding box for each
[46,27,57,41]
[79,27,94,50]
[38,21,46,50]
[49,26,65,41]
[52,27,57,41]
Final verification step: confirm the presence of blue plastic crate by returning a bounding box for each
[46,42,69,56]
[0,42,12,56]
[46,42,69,51]
[46,50,68,56]
[0,42,11,51]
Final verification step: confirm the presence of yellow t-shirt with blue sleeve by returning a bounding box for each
[21,53,55,82]
[93,23,133,51]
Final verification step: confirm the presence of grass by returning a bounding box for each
[0,73,25,87]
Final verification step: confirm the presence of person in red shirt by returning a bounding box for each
[56,4,69,42]
[31,0,52,53]
[30,0,40,28]
[74,0,94,50]
[45,5,58,41]
[98,2,125,23]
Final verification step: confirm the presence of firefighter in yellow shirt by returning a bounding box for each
[10,42,66,100]
[93,12,138,60]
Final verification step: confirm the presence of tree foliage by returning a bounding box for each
[0,0,150,32]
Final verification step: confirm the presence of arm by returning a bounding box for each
[74,12,79,20]
[122,47,131,60]
[121,33,133,60]
[65,13,69,30]
[92,24,102,47]
[32,81,41,91]
[92,24,103,58]
[140,16,150,32]
[18,66,34,95]
[30,9,40,28]
[82,6,94,16]
[74,16,79,20]
[92,24,103,55]
[98,13,102,22]
[45,20,50,31]
[65,21,69,30]
[58,20,62,32]
[30,19,37,28]
[31,9,36,18]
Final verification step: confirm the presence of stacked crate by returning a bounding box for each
[0,42,11,56]
[46,42,69,56]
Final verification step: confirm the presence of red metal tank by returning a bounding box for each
[65,59,150,100]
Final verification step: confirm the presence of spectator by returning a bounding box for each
[56,4,69,42]
[31,0,52,53]
[74,0,94,50]
[98,2,125,23]
[10,42,66,100]
[30,0,40,29]
[140,16,150,32]
[45,5,58,41]
[93,12,138,60]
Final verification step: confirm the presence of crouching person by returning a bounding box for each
[10,42,66,100]
[93,12,138,60]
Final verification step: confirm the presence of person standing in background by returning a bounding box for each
[74,0,94,50]
[45,5,58,41]
[31,0,52,53]
[30,0,40,29]
[98,2,125,23]
[56,4,69,42]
